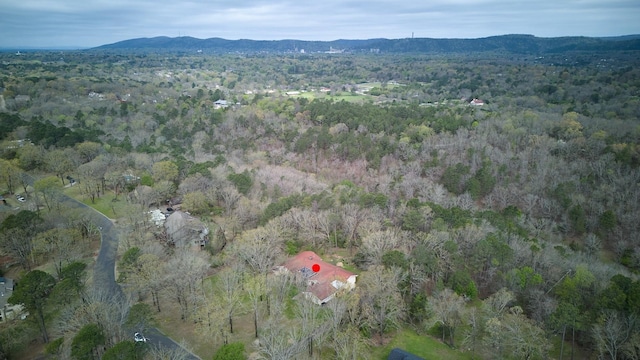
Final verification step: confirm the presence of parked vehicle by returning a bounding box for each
[134,332,147,343]
[15,194,26,202]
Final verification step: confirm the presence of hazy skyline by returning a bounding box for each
[1,0,639,49]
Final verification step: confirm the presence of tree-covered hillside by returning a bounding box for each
[93,34,640,55]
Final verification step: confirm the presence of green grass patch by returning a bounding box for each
[328,93,370,102]
[296,92,318,99]
[370,328,473,360]
[288,91,370,103]
[64,186,128,218]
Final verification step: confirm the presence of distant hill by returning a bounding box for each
[93,34,640,54]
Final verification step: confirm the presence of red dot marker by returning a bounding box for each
[312,264,320,272]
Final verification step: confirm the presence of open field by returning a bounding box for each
[286,90,371,103]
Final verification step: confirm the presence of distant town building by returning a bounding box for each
[214,99,228,109]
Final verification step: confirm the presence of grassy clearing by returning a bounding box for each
[370,328,473,360]
[295,92,318,99]
[63,185,129,219]
[287,90,371,103]
[154,303,215,359]
[329,93,370,102]
[154,298,263,360]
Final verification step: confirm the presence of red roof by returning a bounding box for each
[281,251,355,302]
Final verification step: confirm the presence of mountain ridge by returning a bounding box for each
[93,34,640,54]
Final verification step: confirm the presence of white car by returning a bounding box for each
[134,332,147,343]
[15,194,26,202]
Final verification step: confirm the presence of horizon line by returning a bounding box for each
[2,33,639,51]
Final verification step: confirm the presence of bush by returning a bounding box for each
[213,342,246,360]
[227,171,253,195]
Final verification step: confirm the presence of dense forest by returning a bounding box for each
[0,45,639,360]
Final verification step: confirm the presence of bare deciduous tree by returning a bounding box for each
[144,340,194,360]
[218,185,241,215]
[32,227,84,279]
[361,229,402,266]
[593,310,638,360]
[245,273,267,338]
[430,287,466,347]
[331,325,370,360]
[54,287,130,348]
[359,265,405,340]
[215,265,246,336]
[164,249,209,321]
[232,224,283,275]
[255,320,303,360]
[0,228,35,270]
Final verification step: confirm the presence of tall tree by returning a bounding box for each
[152,160,179,184]
[77,159,106,203]
[359,266,405,340]
[32,228,84,279]
[429,287,466,347]
[34,175,64,211]
[593,310,638,360]
[45,148,75,185]
[244,274,267,338]
[233,225,283,275]
[0,159,22,194]
[165,249,209,321]
[8,270,56,343]
[331,325,370,360]
[101,341,144,360]
[135,253,165,312]
[485,306,550,360]
[0,210,42,270]
[75,141,103,163]
[214,266,246,335]
[125,303,156,333]
[71,323,105,360]
[256,320,303,360]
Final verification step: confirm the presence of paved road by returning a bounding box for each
[26,176,200,359]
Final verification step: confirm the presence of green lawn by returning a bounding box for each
[63,185,129,219]
[294,92,318,99]
[287,91,371,103]
[370,328,473,360]
[329,93,370,102]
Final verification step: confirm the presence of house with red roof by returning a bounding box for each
[277,251,357,304]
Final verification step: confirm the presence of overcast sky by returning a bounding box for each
[1,0,639,49]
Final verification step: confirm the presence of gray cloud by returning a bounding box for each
[1,0,638,48]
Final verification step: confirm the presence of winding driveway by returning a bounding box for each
[28,176,200,359]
